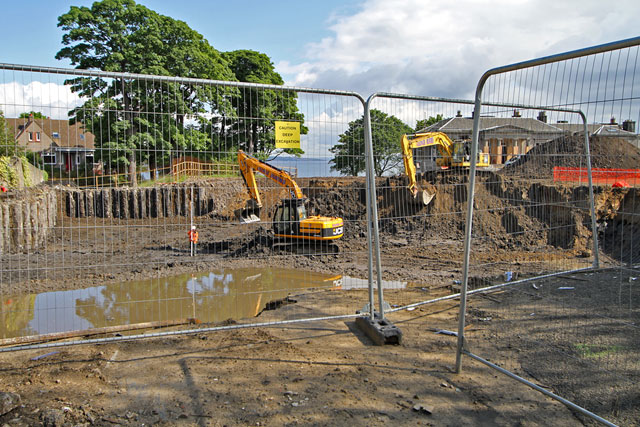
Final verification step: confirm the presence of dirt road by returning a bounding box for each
[0,284,591,427]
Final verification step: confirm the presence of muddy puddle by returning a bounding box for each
[0,267,347,340]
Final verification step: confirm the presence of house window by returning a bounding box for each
[35,132,41,142]
[86,154,94,164]
[42,154,56,165]
[28,132,33,142]
[52,132,60,138]
[80,134,85,140]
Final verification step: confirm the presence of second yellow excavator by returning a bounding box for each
[236,150,344,251]
[400,132,490,205]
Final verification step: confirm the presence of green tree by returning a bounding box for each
[0,110,20,157]
[330,109,413,177]
[222,50,306,157]
[56,0,236,186]
[19,111,49,119]
[415,114,444,132]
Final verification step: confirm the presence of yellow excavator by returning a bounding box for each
[236,150,344,251]
[401,132,490,205]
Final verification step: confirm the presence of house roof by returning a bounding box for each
[421,117,564,134]
[553,123,601,134]
[6,117,95,149]
[422,117,640,140]
[592,124,638,137]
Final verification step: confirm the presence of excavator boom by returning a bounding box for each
[401,133,451,197]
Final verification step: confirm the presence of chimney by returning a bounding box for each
[27,112,33,124]
[623,120,636,133]
[512,109,521,118]
[537,111,547,123]
[610,117,617,125]
[456,110,462,117]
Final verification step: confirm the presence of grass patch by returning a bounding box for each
[139,172,238,187]
[139,175,185,187]
[574,343,623,359]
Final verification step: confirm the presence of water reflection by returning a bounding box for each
[0,268,342,340]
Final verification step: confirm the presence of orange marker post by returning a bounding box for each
[188,226,199,256]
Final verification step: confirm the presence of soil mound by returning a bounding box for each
[501,135,640,176]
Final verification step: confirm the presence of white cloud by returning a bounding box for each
[278,0,640,99]
[277,61,319,88]
[0,81,83,120]
[294,93,364,157]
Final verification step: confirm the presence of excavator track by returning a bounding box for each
[272,239,339,255]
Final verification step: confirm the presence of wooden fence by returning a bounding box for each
[171,160,239,179]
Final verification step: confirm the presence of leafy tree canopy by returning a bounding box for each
[223,50,284,85]
[19,111,49,119]
[330,109,413,177]
[55,1,306,185]
[56,0,234,80]
[56,0,237,185]
[222,50,306,157]
[0,110,21,157]
[415,114,444,132]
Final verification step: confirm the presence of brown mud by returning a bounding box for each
[1,151,639,425]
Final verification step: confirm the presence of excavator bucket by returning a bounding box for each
[416,189,435,206]
[408,188,435,206]
[235,199,261,223]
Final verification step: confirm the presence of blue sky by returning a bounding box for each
[1,1,358,84]
[2,0,639,99]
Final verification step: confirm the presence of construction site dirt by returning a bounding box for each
[1,136,639,426]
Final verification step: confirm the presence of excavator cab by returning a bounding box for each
[451,140,490,167]
[273,198,306,236]
[451,141,471,164]
[273,198,343,253]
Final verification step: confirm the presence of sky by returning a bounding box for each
[1,0,639,100]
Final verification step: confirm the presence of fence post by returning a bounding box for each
[364,95,384,320]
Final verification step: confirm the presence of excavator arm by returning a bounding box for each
[238,150,305,206]
[400,132,455,204]
[400,134,419,197]
[237,150,305,222]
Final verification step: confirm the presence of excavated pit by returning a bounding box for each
[2,135,640,293]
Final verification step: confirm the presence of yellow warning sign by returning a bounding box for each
[275,121,300,149]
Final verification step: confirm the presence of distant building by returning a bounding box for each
[554,117,639,148]
[414,114,639,171]
[6,114,96,172]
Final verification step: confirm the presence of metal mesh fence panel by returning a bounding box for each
[363,95,478,320]
[361,95,588,328]
[457,38,640,425]
[0,64,376,351]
